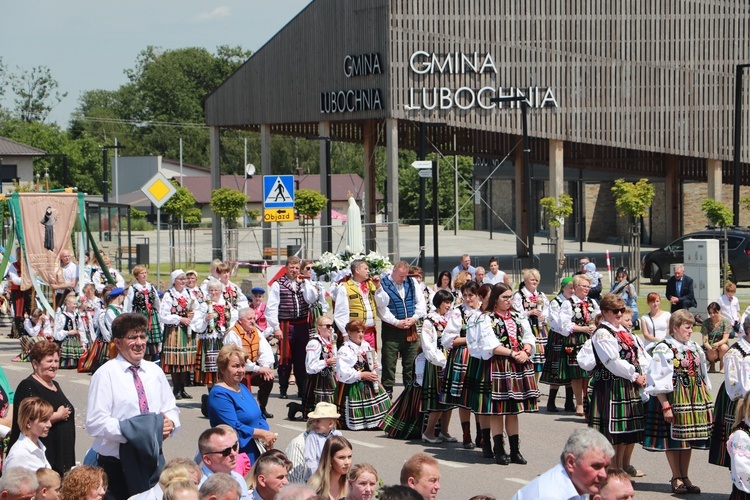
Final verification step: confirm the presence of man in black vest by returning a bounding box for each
[376,260,427,397]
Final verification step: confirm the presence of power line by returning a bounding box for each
[80,116,208,129]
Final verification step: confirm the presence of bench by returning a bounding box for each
[263,247,290,261]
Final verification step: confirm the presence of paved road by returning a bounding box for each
[0,324,734,500]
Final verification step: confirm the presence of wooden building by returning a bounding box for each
[205,0,750,262]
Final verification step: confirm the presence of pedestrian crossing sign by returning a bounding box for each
[263,175,295,208]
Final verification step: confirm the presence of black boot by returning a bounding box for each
[493,434,510,465]
[172,374,182,400]
[461,421,475,449]
[564,385,575,412]
[180,373,193,399]
[481,428,493,458]
[547,387,559,412]
[279,385,288,399]
[509,434,527,464]
[475,420,483,448]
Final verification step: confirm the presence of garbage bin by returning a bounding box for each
[136,243,150,265]
[287,244,302,258]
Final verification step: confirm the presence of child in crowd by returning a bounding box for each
[584,263,603,301]
[304,402,343,481]
[719,281,741,335]
[35,468,61,500]
[54,293,86,369]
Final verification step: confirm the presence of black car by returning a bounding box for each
[641,228,750,284]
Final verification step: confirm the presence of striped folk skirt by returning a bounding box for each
[304,368,337,415]
[465,355,540,415]
[195,335,223,385]
[59,336,85,369]
[709,383,736,467]
[643,375,713,451]
[557,332,589,381]
[381,382,423,439]
[540,331,566,386]
[441,344,475,408]
[19,335,46,361]
[530,323,548,373]
[145,309,162,354]
[588,372,645,444]
[423,361,454,412]
[162,324,196,373]
[336,380,392,431]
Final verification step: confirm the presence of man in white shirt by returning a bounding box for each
[513,428,614,500]
[450,253,476,280]
[483,256,511,285]
[198,427,249,500]
[333,259,381,348]
[375,261,427,397]
[86,313,179,500]
[222,308,275,418]
[51,249,78,310]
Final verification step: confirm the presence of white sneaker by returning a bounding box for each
[422,433,443,444]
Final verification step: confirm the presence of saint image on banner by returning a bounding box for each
[41,206,57,252]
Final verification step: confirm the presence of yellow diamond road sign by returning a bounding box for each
[141,171,177,208]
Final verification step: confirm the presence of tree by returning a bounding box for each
[8,65,67,122]
[701,198,734,283]
[211,187,247,261]
[163,182,198,220]
[611,178,655,292]
[296,189,328,258]
[162,181,200,267]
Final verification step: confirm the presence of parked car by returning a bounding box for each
[641,228,750,284]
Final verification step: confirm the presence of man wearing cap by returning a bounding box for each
[250,287,269,335]
[99,287,126,342]
[333,259,381,350]
[223,307,275,418]
[266,256,318,399]
[87,313,180,500]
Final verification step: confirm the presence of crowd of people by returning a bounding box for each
[1,249,750,499]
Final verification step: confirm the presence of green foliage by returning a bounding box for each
[163,181,197,218]
[540,193,573,227]
[295,189,328,218]
[611,178,655,219]
[210,188,247,228]
[701,198,734,227]
[130,208,147,220]
[7,65,67,122]
[130,219,153,231]
[184,207,202,225]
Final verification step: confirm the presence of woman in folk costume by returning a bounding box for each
[336,319,391,430]
[304,315,338,417]
[91,255,125,294]
[466,283,539,465]
[382,290,457,440]
[186,270,206,304]
[588,294,648,472]
[511,268,550,381]
[642,309,712,495]
[300,260,329,339]
[558,274,600,417]
[215,262,249,312]
[709,315,750,468]
[160,269,199,400]
[123,265,162,361]
[18,308,52,362]
[540,277,577,413]
[53,293,87,369]
[79,283,102,344]
[193,279,236,388]
[441,280,484,449]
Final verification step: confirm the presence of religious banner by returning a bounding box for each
[18,193,79,290]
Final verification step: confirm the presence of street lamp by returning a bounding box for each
[489,95,534,261]
[306,136,332,253]
[101,144,126,203]
[733,63,750,225]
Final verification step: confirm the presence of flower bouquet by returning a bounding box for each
[312,249,392,282]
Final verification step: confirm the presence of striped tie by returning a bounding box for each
[129,366,150,414]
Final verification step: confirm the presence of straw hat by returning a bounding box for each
[307,402,340,419]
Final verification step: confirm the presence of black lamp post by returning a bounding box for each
[490,95,533,261]
[733,64,750,226]
[101,144,126,203]
[306,136,332,253]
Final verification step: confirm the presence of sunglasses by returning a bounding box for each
[321,324,334,328]
[204,441,239,457]
[608,308,626,314]
[305,266,312,270]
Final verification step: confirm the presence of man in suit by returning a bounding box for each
[666,264,697,313]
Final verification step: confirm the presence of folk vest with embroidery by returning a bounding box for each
[9,262,21,291]
[133,283,158,316]
[230,323,260,363]
[342,279,377,322]
[490,312,524,352]
[518,290,541,327]
[381,276,416,320]
[277,276,309,321]
[591,323,641,381]
[569,297,593,326]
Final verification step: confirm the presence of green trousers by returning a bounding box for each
[380,324,419,393]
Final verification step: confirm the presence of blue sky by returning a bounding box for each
[1,1,312,127]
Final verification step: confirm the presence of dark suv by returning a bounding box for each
[641,228,750,284]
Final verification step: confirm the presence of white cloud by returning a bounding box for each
[195,6,230,21]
